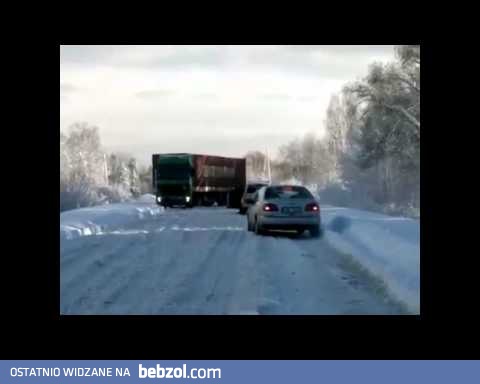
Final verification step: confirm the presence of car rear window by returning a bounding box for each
[246,184,265,193]
[265,186,313,199]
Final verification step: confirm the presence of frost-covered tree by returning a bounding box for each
[127,157,140,197]
[104,152,143,201]
[65,122,106,187]
[59,123,140,211]
[108,153,130,188]
[345,45,420,139]
[348,46,420,209]
[324,91,362,183]
[60,131,69,186]
[60,123,107,211]
[276,133,332,187]
[138,165,153,194]
[320,45,420,216]
[245,151,269,181]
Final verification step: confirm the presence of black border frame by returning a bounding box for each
[9,39,462,359]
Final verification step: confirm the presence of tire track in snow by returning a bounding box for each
[60,234,139,291]
[85,227,188,315]
[286,237,406,314]
[60,235,146,314]
[96,230,193,314]
[170,229,247,315]
[251,234,379,314]
[151,229,241,314]
[60,234,135,272]
[61,209,197,313]
[253,235,307,314]
[60,207,222,314]
[60,236,106,265]
[223,231,271,315]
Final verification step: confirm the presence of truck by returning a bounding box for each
[152,153,246,208]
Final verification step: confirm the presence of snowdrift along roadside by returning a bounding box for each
[60,194,163,240]
[321,205,420,314]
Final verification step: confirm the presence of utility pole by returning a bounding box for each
[103,153,109,185]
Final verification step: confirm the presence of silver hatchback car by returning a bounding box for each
[247,185,322,237]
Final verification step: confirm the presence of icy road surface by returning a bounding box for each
[60,207,408,315]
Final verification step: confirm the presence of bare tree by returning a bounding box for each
[345,45,420,137]
[325,91,362,183]
[245,151,268,180]
[276,133,332,187]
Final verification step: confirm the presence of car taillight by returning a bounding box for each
[263,203,279,212]
[305,203,320,212]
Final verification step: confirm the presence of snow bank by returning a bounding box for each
[136,193,156,204]
[321,205,420,313]
[60,196,164,240]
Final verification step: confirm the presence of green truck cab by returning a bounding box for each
[152,154,194,208]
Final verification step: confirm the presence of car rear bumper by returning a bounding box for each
[258,215,320,229]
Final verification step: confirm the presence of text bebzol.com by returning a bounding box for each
[139,364,221,379]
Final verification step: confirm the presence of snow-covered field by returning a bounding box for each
[60,195,419,315]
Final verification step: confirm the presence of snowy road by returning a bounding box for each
[60,207,408,315]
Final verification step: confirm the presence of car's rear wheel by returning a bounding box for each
[255,218,265,236]
[296,229,305,236]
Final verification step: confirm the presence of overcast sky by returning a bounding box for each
[60,45,395,167]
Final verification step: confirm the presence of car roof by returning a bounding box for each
[266,184,308,189]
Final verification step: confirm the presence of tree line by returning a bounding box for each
[60,122,152,212]
[246,45,420,218]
